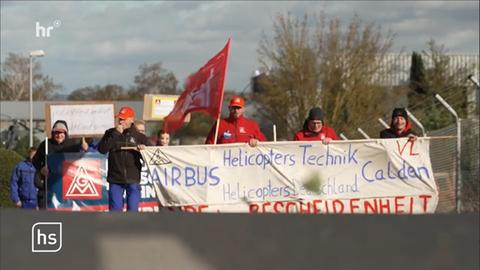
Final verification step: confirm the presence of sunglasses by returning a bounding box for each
[53,131,65,135]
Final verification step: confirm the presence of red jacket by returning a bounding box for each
[206,115,266,144]
[293,126,338,141]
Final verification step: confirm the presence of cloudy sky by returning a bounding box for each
[1,1,479,95]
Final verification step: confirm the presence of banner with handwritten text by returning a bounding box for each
[141,139,439,214]
[46,102,115,137]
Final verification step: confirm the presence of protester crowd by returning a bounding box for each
[10,95,417,211]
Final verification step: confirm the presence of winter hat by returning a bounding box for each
[391,108,408,121]
[307,107,324,122]
[52,120,68,133]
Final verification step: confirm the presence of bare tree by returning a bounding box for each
[68,84,128,101]
[255,13,396,138]
[129,62,178,99]
[315,14,395,136]
[255,14,320,139]
[0,53,62,100]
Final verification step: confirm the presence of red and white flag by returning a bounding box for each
[163,39,231,133]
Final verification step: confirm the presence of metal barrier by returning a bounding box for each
[428,118,480,213]
[429,125,457,213]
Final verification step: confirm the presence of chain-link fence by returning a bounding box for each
[460,117,479,212]
[429,117,479,213]
[429,125,456,213]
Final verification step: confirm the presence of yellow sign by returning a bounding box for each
[143,94,190,122]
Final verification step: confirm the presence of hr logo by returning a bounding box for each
[35,20,61,38]
[31,222,62,253]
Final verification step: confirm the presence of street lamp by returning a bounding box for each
[29,50,45,147]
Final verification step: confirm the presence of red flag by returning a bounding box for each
[163,39,230,133]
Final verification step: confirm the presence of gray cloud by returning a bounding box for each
[1,1,478,93]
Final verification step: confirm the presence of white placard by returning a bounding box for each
[48,103,115,137]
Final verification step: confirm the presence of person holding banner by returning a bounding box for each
[134,120,147,135]
[10,147,38,209]
[32,120,89,209]
[205,96,266,146]
[294,107,338,143]
[98,106,149,212]
[379,108,417,140]
[156,129,170,146]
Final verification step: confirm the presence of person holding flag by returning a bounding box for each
[205,96,266,146]
[162,39,266,146]
[162,39,231,139]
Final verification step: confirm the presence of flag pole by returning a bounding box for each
[273,125,277,142]
[213,38,231,145]
[45,136,48,210]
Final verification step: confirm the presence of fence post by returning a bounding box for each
[435,94,462,213]
[357,128,370,139]
[339,133,349,140]
[405,109,426,137]
[378,118,390,129]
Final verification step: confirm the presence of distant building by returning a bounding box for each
[377,54,479,86]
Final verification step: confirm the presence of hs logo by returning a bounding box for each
[31,222,62,253]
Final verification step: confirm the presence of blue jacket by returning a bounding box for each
[10,160,37,203]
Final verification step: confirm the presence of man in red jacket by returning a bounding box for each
[206,96,266,146]
[294,107,338,143]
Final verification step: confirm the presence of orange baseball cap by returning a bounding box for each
[229,96,245,108]
[116,106,135,119]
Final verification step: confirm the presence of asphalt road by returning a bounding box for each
[1,209,478,270]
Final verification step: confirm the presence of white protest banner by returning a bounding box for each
[141,138,439,214]
[46,102,115,137]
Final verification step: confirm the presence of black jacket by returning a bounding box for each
[32,136,82,190]
[98,126,149,184]
[379,128,417,138]
[32,126,82,210]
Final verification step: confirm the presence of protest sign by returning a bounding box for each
[45,102,115,137]
[142,94,191,122]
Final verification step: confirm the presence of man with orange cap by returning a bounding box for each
[98,106,150,212]
[206,96,266,146]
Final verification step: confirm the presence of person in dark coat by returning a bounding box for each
[32,120,88,209]
[379,108,417,140]
[98,106,149,212]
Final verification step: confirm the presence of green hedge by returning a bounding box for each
[0,148,24,207]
